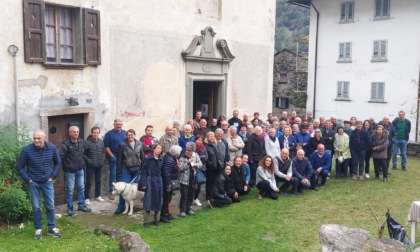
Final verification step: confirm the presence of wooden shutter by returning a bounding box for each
[380,41,387,58]
[284,98,289,109]
[83,8,101,65]
[275,97,280,108]
[373,41,379,58]
[348,2,354,21]
[23,0,46,63]
[371,83,378,100]
[337,82,343,98]
[378,83,384,101]
[345,43,351,60]
[383,0,390,17]
[343,82,349,98]
[340,3,346,21]
[339,43,344,59]
[375,0,381,17]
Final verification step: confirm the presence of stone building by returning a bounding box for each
[272,48,308,117]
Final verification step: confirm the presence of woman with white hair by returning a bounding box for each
[226,125,245,165]
[246,126,266,187]
[160,145,182,223]
[178,124,195,154]
[178,142,205,217]
[265,128,281,169]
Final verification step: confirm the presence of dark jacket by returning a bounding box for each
[392,118,411,141]
[59,138,85,173]
[196,144,209,166]
[205,143,220,171]
[194,128,211,137]
[83,135,106,168]
[321,129,335,151]
[138,154,164,211]
[16,142,61,183]
[230,164,247,192]
[292,156,312,180]
[349,128,371,153]
[371,130,389,159]
[247,133,265,163]
[162,152,177,190]
[117,139,144,175]
[210,173,229,199]
[377,121,396,148]
[308,137,325,154]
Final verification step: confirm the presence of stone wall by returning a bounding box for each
[407,142,420,157]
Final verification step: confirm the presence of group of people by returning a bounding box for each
[16,109,411,237]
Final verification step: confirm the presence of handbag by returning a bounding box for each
[172,179,181,191]
[196,170,206,185]
[337,151,344,164]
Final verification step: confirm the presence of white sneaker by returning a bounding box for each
[96,196,105,202]
[85,199,91,206]
[194,199,202,207]
[365,174,370,179]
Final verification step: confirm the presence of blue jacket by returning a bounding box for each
[279,135,296,156]
[309,152,332,172]
[103,129,126,156]
[292,156,312,180]
[295,132,311,155]
[16,142,61,183]
[350,128,371,153]
[178,135,195,154]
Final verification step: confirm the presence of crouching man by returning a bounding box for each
[291,149,312,194]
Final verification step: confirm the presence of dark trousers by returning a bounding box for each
[365,150,371,173]
[179,183,194,213]
[85,165,102,199]
[352,150,366,176]
[335,158,349,178]
[227,192,241,203]
[249,160,260,187]
[275,176,298,193]
[256,180,278,200]
[310,169,328,188]
[212,196,232,207]
[161,188,173,218]
[194,184,202,200]
[348,158,354,176]
[386,147,392,171]
[205,170,219,200]
[373,158,388,179]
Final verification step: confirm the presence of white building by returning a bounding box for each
[291,0,420,140]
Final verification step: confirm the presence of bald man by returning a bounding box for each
[60,126,91,216]
[158,124,179,155]
[291,149,312,194]
[274,149,298,194]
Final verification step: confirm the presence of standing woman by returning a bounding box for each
[160,145,182,223]
[265,128,281,171]
[227,126,245,165]
[193,135,208,207]
[279,126,296,158]
[204,132,221,200]
[139,144,163,228]
[371,125,389,181]
[256,155,279,200]
[247,126,266,187]
[115,129,144,215]
[363,120,373,178]
[334,127,351,178]
[308,129,324,155]
[179,142,205,217]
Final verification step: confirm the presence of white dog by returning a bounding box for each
[112,182,143,215]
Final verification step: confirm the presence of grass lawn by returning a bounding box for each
[1,157,420,251]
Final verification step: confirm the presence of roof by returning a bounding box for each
[287,0,311,8]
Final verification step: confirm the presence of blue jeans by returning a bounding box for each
[108,157,117,192]
[65,169,86,209]
[117,168,140,211]
[29,180,55,229]
[85,165,103,199]
[392,139,407,168]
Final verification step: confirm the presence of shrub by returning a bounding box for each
[0,183,31,222]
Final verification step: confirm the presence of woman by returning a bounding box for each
[115,129,144,215]
[279,126,296,158]
[205,132,220,200]
[334,127,351,178]
[193,135,208,207]
[265,128,281,170]
[308,123,314,137]
[256,155,279,200]
[227,126,245,165]
[371,125,389,182]
[178,124,195,154]
[172,120,181,139]
[292,124,299,136]
[138,144,163,228]
[308,129,324,155]
[363,120,373,178]
[179,142,205,217]
[160,145,182,223]
[230,157,251,201]
[252,118,260,128]
[246,126,266,187]
[350,116,357,130]
[207,166,233,208]
[242,154,251,185]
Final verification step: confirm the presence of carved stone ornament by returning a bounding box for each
[182,26,235,60]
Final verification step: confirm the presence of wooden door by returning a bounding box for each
[47,114,84,205]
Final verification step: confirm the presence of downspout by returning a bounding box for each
[311,1,319,118]
[8,45,20,128]
[416,67,420,142]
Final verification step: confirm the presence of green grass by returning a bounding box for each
[1,158,420,251]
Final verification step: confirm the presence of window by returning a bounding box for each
[340,2,354,22]
[372,40,387,61]
[278,73,288,84]
[338,42,352,62]
[23,0,101,67]
[371,82,385,102]
[374,0,390,19]
[275,97,289,109]
[337,81,349,99]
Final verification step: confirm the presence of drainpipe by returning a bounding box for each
[8,45,19,128]
[416,67,420,142]
[311,1,319,118]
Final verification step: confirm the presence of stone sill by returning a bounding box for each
[337,60,352,63]
[373,16,391,21]
[371,59,388,63]
[334,99,351,102]
[44,63,87,70]
[368,101,387,104]
[339,20,355,24]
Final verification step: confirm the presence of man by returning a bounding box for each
[83,126,106,206]
[274,149,298,194]
[140,125,158,156]
[289,111,297,125]
[369,117,377,130]
[330,115,342,132]
[279,120,287,132]
[291,149,312,194]
[242,113,250,126]
[194,118,210,137]
[319,116,325,129]
[392,111,411,171]
[253,112,263,126]
[266,113,274,125]
[220,120,230,139]
[209,118,218,132]
[59,126,92,216]
[321,120,335,168]
[312,119,320,131]
[349,120,371,180]
[215,128,230,169]
[294,117,302,128]
[309,144,331,190]
[306,111,314,123]
[159,124,179,155]
[280,111,288,121]
[193,110,202,129]
[343,120,353,136]
[294,124,311,157]
[16,130,61,239]
[228,109,242,131]
[377,115,396,171]
[104,119,126,200]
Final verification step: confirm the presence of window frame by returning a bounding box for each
[370,82,385,102]
[338,42,352,62]
[340,1,355,23]
[374,0,390,20]
[336,81,350,100]
[278,73,288,84]
[275,97,290,109]
[372,40,388,62]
